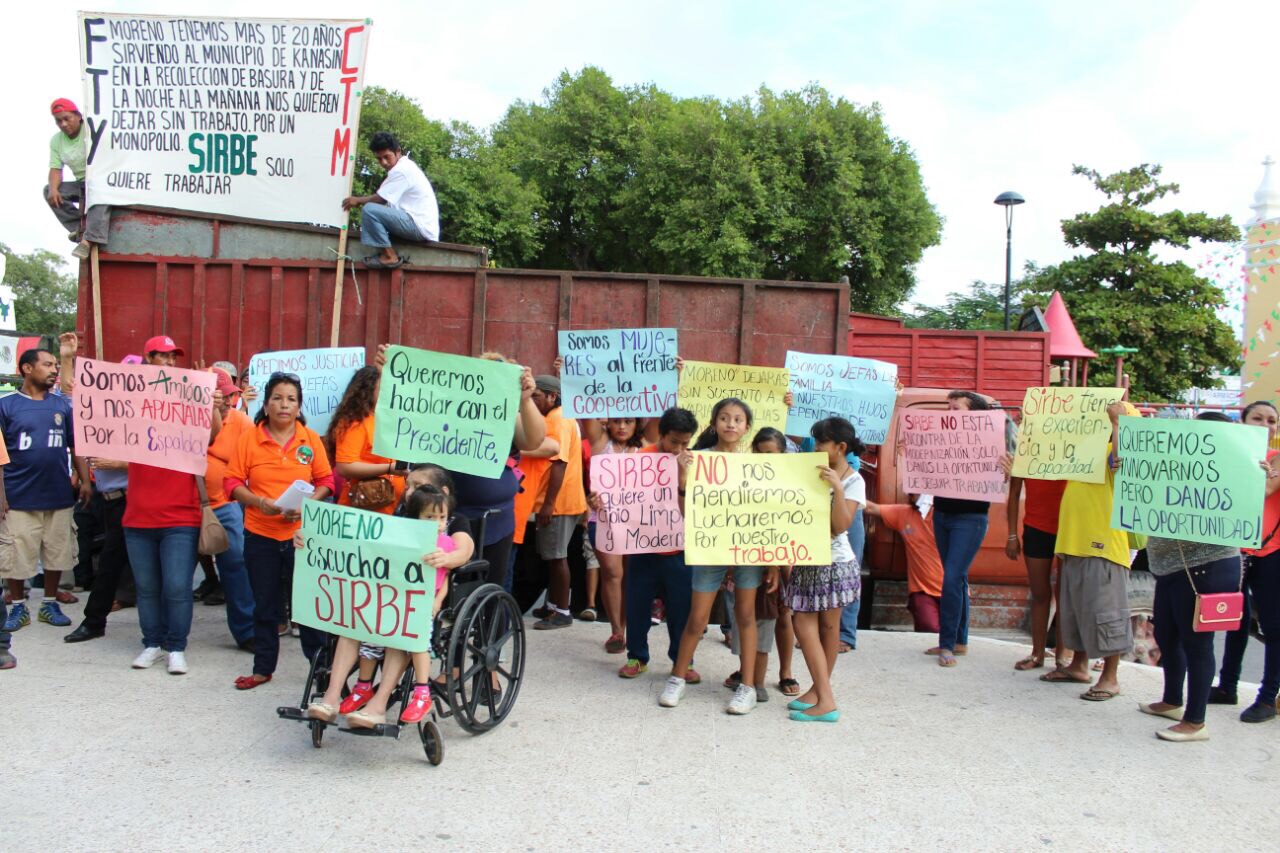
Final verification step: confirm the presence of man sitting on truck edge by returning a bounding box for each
[341,131,440,270]
[45,98,111,261]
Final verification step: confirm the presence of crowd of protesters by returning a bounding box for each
[1,332,1276,740]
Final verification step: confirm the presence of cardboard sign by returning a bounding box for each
[294,501,437,652]
[372,346,521,478]
[899,409,1007,502]
[1112,417,1267,549]
[78,13,370,227]
[557,328,678,418]
[591,452,683,554]
[1011,387,1125,483]
[246,347,365,435]
[677,360,789,435]
[73,358,216,475]
[684,451,831,566]
[785,352,898,444]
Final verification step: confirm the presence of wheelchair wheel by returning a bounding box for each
[419,720,444,765]
[445,584,526,734]
[310,719,325,749]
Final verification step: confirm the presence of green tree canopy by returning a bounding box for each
[352,69,942,311]
[1023,164,1239,402]
[1,243,77,334]
[906,278,1031,330]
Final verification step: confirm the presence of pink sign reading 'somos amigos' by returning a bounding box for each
[591,452,684,554]
[74,358,217,476]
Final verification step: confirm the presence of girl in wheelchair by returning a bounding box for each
[306,467,474,728]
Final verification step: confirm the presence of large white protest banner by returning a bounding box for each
[78,14,370,227]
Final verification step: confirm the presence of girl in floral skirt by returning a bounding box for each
[786,417,865,722]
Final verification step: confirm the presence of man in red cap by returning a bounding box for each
[46,97,111,261]
[143,336,185,364]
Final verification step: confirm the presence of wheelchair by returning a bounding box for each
[277,514,526,765]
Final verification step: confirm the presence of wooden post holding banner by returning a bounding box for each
[330,21,374,348]
[90,244,104,360]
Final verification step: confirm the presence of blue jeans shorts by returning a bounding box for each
[691,565,764,594]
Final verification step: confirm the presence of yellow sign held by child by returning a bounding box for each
[677,360,790,435]
[684,451,831,566]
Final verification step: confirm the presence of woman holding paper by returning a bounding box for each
[225,373,334,690]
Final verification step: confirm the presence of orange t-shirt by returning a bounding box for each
[1022,478,1068,535]
[205,408,252,509]
[549,408,587,517]
[878,504,944,598]
[0,428,9,465]
[333,415,404,514]
[512,457,546,546]
[1247,449,1280,558]
[225,422,334,540]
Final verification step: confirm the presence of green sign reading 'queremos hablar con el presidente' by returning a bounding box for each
[1111,416,1268,549]
[372,346,522,478]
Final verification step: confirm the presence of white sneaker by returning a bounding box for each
[71,240,91,259]
[167,651,188,675]
[727,682,758,715]
[132,646,165,669]
[658,676,687,708]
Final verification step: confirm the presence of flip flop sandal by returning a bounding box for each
[1081,687,1120,702]
[938,651,958,667]
[1039,668,1091,684]
[234,674,272,690]
[1014,656,1045,671]
[362,254,405,269]
[778,678,801,696]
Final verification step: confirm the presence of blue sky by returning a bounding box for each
[4,0,1277,315]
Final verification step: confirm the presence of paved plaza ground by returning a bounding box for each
[6,600,1278,851]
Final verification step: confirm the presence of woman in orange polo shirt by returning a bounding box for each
[327,365,405,513]
[225,373,334,690]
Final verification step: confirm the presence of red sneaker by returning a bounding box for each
[339,681,375,715]
[400,684,432,724]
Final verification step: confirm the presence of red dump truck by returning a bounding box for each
[78,207,1051,630]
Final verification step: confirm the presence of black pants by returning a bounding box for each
[73,494,101,589]
[1154,556,1242,724]
[481,532,514,589]
[511,523,587,613]
[1218,549,1280,705]
[244,531,326,677]
[81,495,133,632]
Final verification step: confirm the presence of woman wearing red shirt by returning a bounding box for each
[1005,476,1067,671]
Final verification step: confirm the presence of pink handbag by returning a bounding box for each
[1180,543,1245,633]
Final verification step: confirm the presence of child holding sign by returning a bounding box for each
[786,417,864,723]
[584,416,644,654]
[661,397,775,715]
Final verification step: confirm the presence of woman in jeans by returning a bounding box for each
[124,339,223,675]
[928,390,995,668]
[225,373,333,690]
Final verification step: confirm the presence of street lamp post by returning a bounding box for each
[994,191,1025,331]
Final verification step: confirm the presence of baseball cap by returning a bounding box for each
[534,375,560,394]
[211,367,240,399]
[212,360,238,378]
[143,335,185,356]
[51,98,79,115]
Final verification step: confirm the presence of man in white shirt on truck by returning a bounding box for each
[341,131,440,269]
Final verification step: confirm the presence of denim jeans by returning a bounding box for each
[1,597,10,654]
[933,511,989,650]
[625,552,692,665]
[1218,549,1280,704]
[124,526,199,652]
[1155,556,1242,723]
[213,503,254,645]
[839,508,865,647]
[244,531,327,676]
[360,203,421,248]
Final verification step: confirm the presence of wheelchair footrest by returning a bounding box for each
[277,706,307,722]
[344,722,402,740]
